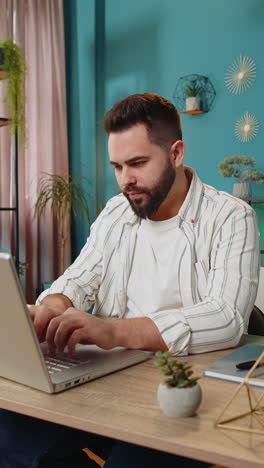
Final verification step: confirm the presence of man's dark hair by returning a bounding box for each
[103,93,182,148]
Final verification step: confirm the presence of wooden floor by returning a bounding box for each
[83,448,105,467]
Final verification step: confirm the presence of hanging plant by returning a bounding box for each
[0,38,27,147]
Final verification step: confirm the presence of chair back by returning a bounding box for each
[248,305,264,336]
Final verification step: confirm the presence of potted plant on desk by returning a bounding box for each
[154,351,202,417]
[218,155,264,201]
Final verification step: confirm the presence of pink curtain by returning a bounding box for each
[0,0,70,303]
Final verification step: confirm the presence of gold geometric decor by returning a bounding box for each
[235,111,259,142]
[215,351,264,435]
[225,55,256,95]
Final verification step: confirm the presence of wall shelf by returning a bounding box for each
[0,117,11,127]
[0,70,7,80]
[173,74,216,113]
[181,110,207,115]
[249,197,264,202]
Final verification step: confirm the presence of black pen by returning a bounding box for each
[236,359,264,370]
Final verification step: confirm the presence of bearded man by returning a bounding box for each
[0,93,259,468]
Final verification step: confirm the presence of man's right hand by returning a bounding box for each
[29,304,64,343]
[28,293,73,343]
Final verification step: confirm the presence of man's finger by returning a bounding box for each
[46,315,64,353]
[54,319,80,352]
[46,315,82,354]
[67,329,89,355]
[28,304,37,320]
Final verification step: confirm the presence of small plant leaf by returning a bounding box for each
[154,351,200,388]
[154,359,167,367]
[161,368,173,376]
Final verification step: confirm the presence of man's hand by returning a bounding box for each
[45,309,167,356]
[29,295,167,355]
[29,294,73,343]
[45,308,115,355]
[29,304,64,343]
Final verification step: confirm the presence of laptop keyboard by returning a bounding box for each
[44,353,91,374]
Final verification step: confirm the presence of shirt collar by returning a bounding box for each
[177,167,204,226]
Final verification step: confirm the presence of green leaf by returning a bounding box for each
[161,368,173,376]
[154,359,167,367]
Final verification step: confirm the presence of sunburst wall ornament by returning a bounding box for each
[225,55,256,94]
[235,112,259,142]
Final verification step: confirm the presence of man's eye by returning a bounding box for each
[132,161,144,167]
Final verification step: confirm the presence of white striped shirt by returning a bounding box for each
[37,168,260,355]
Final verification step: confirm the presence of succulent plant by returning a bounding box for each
[185,81,200,97]
[154,351,200,388]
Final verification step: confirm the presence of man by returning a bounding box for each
[0,93,259,468]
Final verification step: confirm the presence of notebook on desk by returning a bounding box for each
[0,253,151,393]
[204,344,264,388]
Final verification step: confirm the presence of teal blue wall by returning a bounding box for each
[104,0,264,200]
[64,0,97,258]
[64,0,264,255]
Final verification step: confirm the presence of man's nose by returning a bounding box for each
[120,167,136,188]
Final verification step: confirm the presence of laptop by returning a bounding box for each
[0,253,151,393]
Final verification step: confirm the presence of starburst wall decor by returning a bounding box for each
[235,112,259,142]
[225,55,256,94]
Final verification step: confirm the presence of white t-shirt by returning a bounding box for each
[125,216,185,318]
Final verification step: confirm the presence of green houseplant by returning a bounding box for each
[218,155,264,200]
[0,38,27,147]
[34,173,90,276]
[154,351,201,417]
[185,81,200,111]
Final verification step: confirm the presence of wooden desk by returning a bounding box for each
[0,337,263,468]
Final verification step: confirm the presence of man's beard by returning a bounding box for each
[123,159,176,219]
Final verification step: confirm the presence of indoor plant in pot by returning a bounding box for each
[34,173,90,278]
[154,351,202,418]
[0,38,27,147]
[185,80,200,111]
[218,155,264,200]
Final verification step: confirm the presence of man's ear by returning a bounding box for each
[170,140,185,168]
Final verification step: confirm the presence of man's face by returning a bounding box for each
[108,124,177,219]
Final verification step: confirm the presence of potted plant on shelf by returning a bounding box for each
[154,351,202,418]
[185,81,200,111]
[218,155,264,200]
[0,38,27,147]
[34,173,90,278]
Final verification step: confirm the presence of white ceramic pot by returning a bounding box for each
[232,182,251,201]
[186,97,200,111]
[157,382,202,418]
